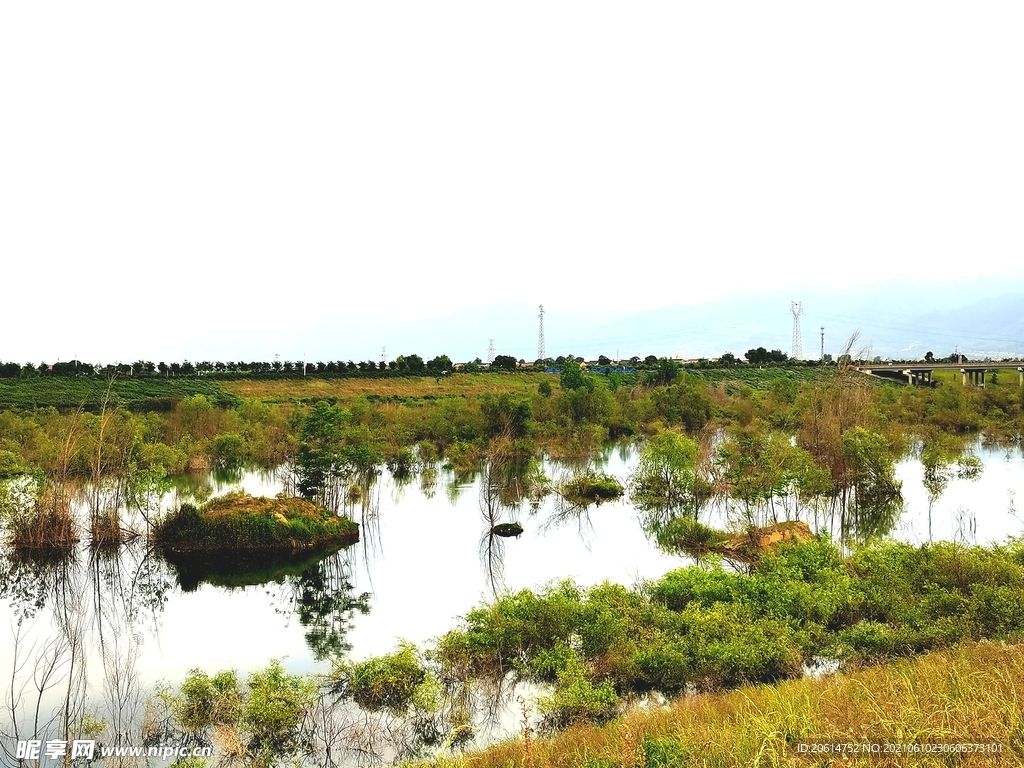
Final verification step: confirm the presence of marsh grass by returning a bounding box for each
[88,507,136,550]
[423,642,1023,768]
[7,490,79,556]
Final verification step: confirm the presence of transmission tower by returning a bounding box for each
[790,302,804,360]
[487,339,496,364]
[537,304,546,360]
[819,327,824,361]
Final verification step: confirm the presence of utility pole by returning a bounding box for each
[820,326,825,362]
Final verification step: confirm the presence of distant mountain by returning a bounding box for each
[578,276,1024,361]
[167,274,1024,364]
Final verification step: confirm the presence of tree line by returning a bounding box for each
[0,350,834,381]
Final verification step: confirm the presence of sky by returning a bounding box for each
[2,3,1023,364]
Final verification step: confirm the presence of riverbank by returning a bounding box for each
[419,641,1023,767]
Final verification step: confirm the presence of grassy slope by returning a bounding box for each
[416,642,1023,768]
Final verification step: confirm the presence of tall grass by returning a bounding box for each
[422,642,1023,768]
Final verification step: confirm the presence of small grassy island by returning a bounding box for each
[559,472,625,506]
[153,492,359,555]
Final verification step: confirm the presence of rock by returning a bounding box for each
[491,522,524,538]
[722,521,815,563]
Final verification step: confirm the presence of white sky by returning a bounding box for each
[2,3,1022,363]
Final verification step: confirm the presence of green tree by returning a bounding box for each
[295,401,351,505]
[651,358,680,386]
[427,354,453,373]
[560,359,590,391]
[491,354,518,371]
[628,431,700,525]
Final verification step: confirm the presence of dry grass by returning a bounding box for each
[414,642,1024,767]
[200,491,330,521]
[220,374,547,403]
[8,491,80,555]
[89,508,125,548]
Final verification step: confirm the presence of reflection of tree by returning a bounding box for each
[479,464,508,598]
[0,548,66,623]
[920,436,983,542]
[836,427,904,545]
[279,551,371,661]
[476,457,539,597]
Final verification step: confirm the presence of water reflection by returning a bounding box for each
[275,551,371,661]
[0,437,1020,761]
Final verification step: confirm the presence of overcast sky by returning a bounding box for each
[2,3,1022,363]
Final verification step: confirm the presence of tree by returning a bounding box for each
[491,354,517,371]
[598,355,611,366]
[395,354,425,373]
[481,392,532,439]
[628,431,700,524]
[719,352,738,366]
[651,358,680,386]
[747,348,764,364]
[924,351,935,362]
[295,401,351,506]
[559,359,588,390]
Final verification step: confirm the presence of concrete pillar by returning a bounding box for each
[905,370,914,386]
[962,369,967,387]
[1018,367,1022,387]
[981,369,987,388]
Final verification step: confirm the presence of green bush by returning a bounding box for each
[343,644,428,714]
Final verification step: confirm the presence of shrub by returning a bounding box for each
[343,644,428,715]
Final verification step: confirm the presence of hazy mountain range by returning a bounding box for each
[158,274,1024,366]
[356,274,1024,364]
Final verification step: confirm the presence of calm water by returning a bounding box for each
[1,439,1022,759]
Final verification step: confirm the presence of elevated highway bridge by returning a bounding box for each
[855,361,1024,387]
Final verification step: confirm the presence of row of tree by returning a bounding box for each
[0,356,455,378]
[0,348,861,380]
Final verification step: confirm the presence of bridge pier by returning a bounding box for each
[961,369,988,388]
[1019,367,1023,387]
[902,369,934,387]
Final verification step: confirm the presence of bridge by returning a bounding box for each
[856,361,1024,387]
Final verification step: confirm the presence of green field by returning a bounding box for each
[0,376,238,411]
